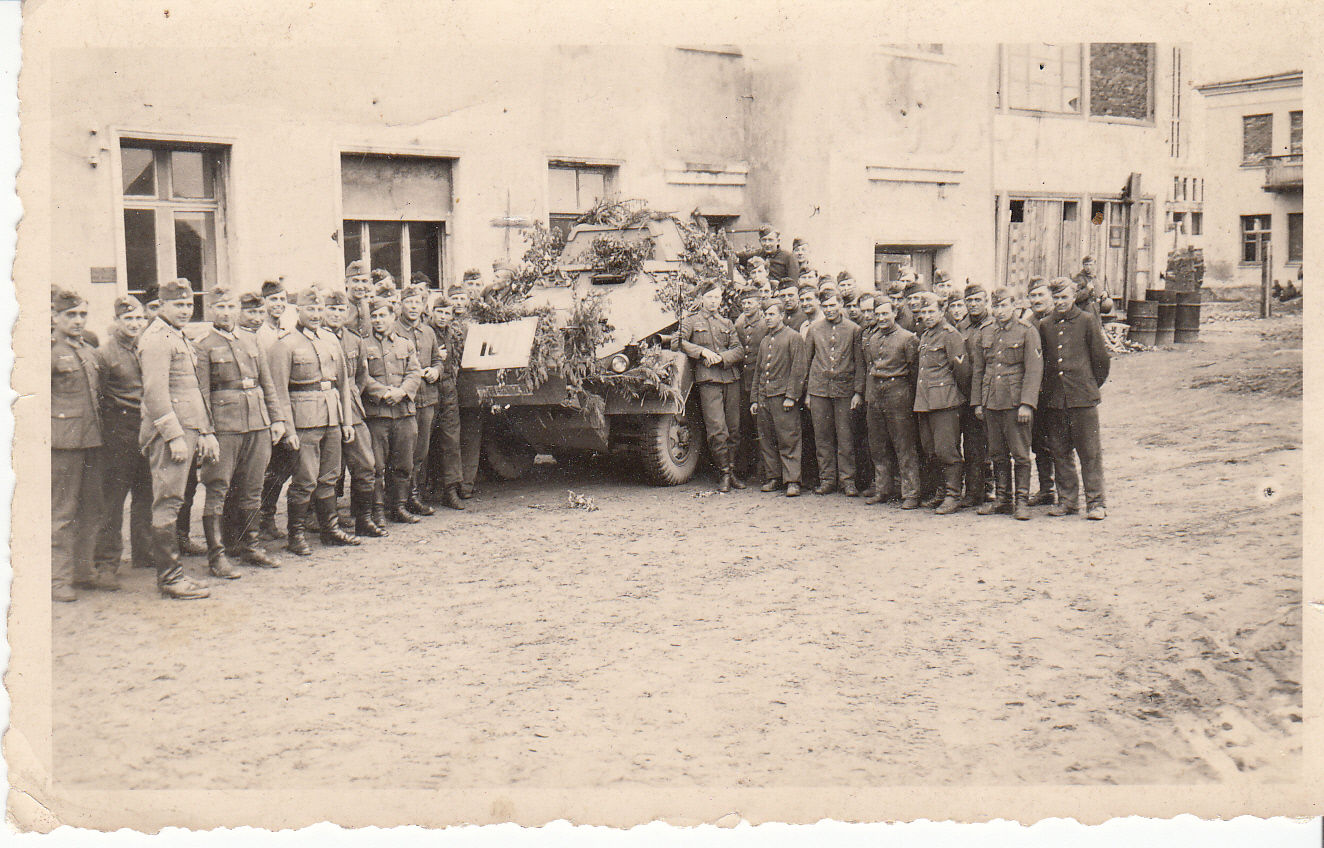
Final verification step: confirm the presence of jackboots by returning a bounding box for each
[439,484,465,511]
[405,487,435,516]
[371,498,392,529]
[934,465,963,515]
[386,482,420,524]
[317,497,361,546]
[286,501,313,557]
[959,461,987,510]
[202,514,242,579]
[232,509,281,568]
[1013,463,1032,521]
[353,491,389,537]
[978,463,1013,515]
[152,524,210,599]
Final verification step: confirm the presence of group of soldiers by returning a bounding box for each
[50,261,504,602]
[681,225,1111,521]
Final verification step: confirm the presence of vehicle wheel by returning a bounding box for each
[639,411,700,485]
[481,425,536,481]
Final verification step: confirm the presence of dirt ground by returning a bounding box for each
[53,303,1302,788]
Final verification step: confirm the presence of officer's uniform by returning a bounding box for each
[196,323,284,569]
[733,309,769,480]
[268,321,354,541]
[971,316,1043,512]
[960,312,992,506]
[332,325,380,528]
[1039,303,1111,514]
[426,320,464,504]
[93,327,152,572]
[138,312,215,593]
[52,328,104,596]
[679,307,745,483]
[361,326,423,517]
[397,315,442,511]
[861,321,921,502]
[914,319,971,507]
[753,324,809,485]
[803,314,865,492]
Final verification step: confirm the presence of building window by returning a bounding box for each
[1242,114,1273,164]
[1289,111,1303,155]
[120,141,228,318]
[342,221,444,288]
[548,163,617,239]
[1169,46,1183,157]
[1241,215,1271,263]
[1089,43,1155,121]
[1287,213,1303,263]
[1189,211,1203,236]
[1002,44,1082,113]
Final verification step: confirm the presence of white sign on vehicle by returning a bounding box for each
[461,317,540,370]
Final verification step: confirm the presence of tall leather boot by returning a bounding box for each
[317,497,361,546]
[959,460,986,510]
[441,484,465,511]
[353,491,389,537]
[717,468,733,493]
[978,462,1012,515]
[175,505,207,556]
[387,480,420,524]
[202,514,242,579]
[258,478,285,539]
[934,464,963,515]
[728,467,747,490]
[405,486,435,516]
[1013,462,1032,521]
[286,501,313,557]
[371,494,391,529]
[234,509,281,567]
[153,525,210,599]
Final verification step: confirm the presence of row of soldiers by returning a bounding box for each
[50,270,490,602]
[679,271,1110,521]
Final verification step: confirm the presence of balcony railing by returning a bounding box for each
[1263,153,1303,192]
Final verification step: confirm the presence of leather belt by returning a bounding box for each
[290,380,334,392]
[215,377,258,390]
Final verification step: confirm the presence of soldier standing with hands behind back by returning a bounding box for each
[679,282,746,493]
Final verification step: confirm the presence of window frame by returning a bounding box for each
[1000,43,1085,116]
[1286,212,1303,264]
[110,130,236,319]
[341,219,446,289]
[1240,214,1272,264]
[1086,42,1157,126]
[1289,110,1303,155]
[998,43,1158,127]
[547,160,620,238]
[1241,114,1274,166]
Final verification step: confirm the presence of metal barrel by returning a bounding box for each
[1127,299,1159,346]
[1148,289,1177,346]
[1174,291,1202,343]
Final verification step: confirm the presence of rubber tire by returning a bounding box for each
[481,423,536,481]
[639,411,700,486]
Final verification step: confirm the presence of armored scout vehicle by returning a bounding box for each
[459,217,719,485]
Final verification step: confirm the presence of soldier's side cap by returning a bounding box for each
[140,282,161,305]
[902,282,923,297]
[446,285,467,296]
[695,281,720,296]
[1049,276,1075,293]
[208,285,238,303]
[777,277,796,290]
[113,295,145,317]
[1082,254,1095,263]
[375,284,398,298]
[915,291,941,309]
[792,237,806,248]
[797,284,819,297]
[990,288,1014,306]
[52,288,86,313]
[368,296,395,314]
[933,270,951,284]
[492,261,517,274]
[758,223,776,237]
[323,289,348,306]
[239,292,265,309]
[260,279,286,298]
[160,279,193,302]
[836,270,854,281]
[964,282,987,298]
[740,287,762,299]
[401,284,428,302]
[345,259,368,278]
[746,255,767,268]
[461,268,483,281]
[1027,276,1051,293]
[291,287,324,306]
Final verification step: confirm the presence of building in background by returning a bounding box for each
[1196,71,1302,290]
[25,29,1200,329]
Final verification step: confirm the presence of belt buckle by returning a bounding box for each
[241,377,256,389]
[319,380,333,391]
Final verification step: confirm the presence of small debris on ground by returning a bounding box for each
[566,490,599,511]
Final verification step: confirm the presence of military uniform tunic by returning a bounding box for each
[362,329,422,506]
[971,318,1044,473]
[804,315,865,487]
[52,333,104,591]
[753,325,809,484]
[269,324,353,506]
[93,329,153,572]
[860,323,921,499]
[914,321,969,496]
[679,308,744,470]
[1039,306,1110,510]
[397,317,442,494]
[334,327,376,500]
[138,317,214,527]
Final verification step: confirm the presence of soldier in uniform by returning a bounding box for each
[778,281,806,331]
[451,299,483,498]
[92,296,151,578]
[1040,278,1111,519]
[1025,278,1058,505]
[971,287,1044,520]
[345,260,375,336]
[945,291,970,331]
[861,297,921,508]
[425,294,466,510]
[257,279,295,540]
[733,288,768,483]
[268,287,360,555]
[897,282,921,333]
[796,285,822,331]
[932,270,957,304]
[757,226,799,282]
[195,287,288,575]
[960,283,994,510]
[138,279,217,599]
[679,282,746,493]
[362,297,424,523]
[397,285,442,517]
[324,289,388,537]
[852,292,877,497]
[913,292,970,515]
[803,291,865,496]
[752,302,809,497]
[51,289,106,601]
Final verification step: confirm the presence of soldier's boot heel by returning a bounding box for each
[405,489,435,516]
[728,469,747,490]
[257,512,285,541]
[153,526,210,599]
[285,503,313,557]
[317,498,361,546]
[202,515,242,579]
[1012,464,1032,520]
[441,485,466,511]
[389,500,421,524]
[717,471,732,494]
[352,493,390,537]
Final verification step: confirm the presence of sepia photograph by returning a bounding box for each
[5,0,1318,832]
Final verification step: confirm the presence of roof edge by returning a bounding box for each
[1196,70,1303,94]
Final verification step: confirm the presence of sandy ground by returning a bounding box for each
[53,304,1302,788]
